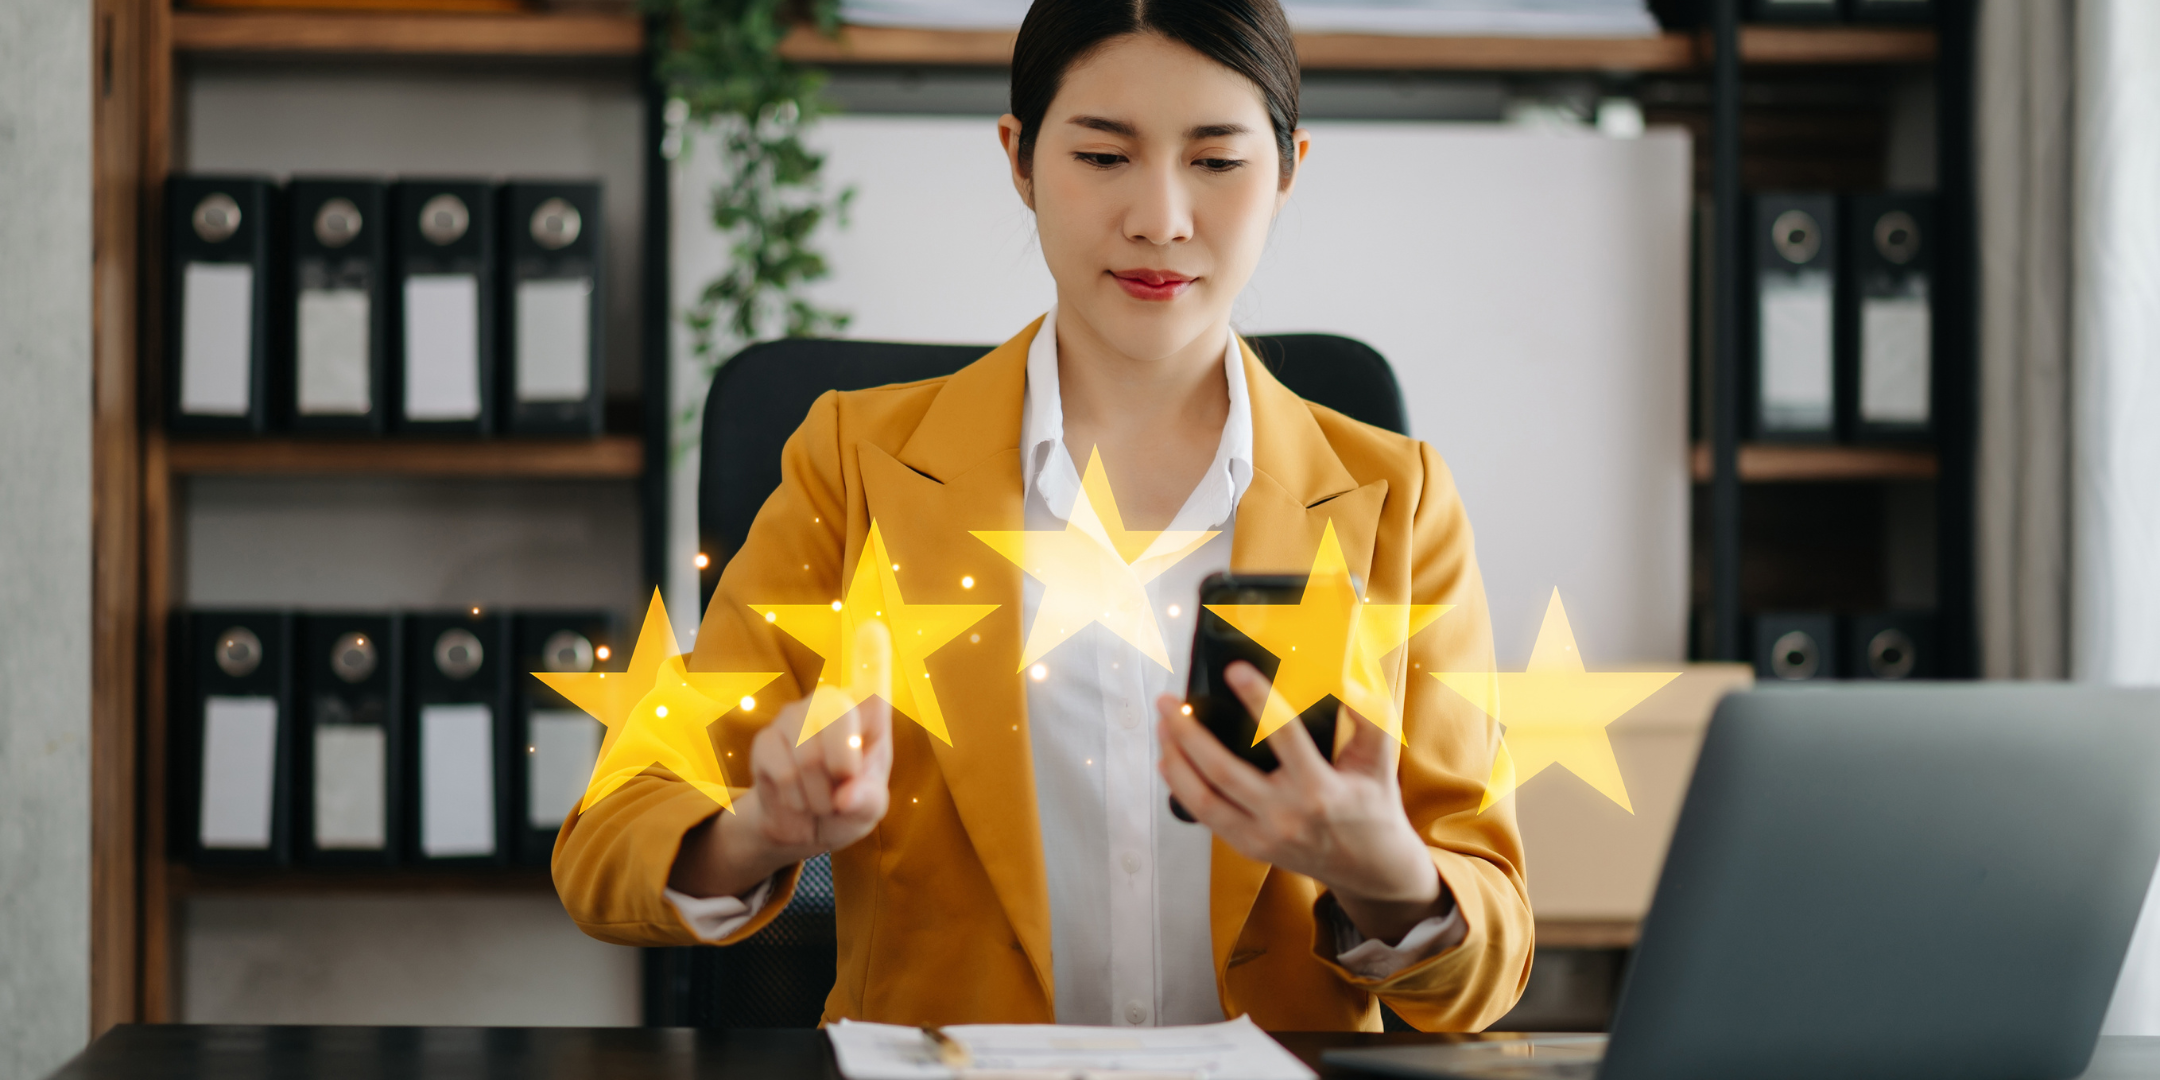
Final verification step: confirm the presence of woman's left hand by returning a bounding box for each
[1156,660,1448,945]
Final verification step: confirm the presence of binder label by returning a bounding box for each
[314,723,387,849]
[1758,269,1833,431]
[420,703,496,857]
[1861,291,1931,424]
[515,278,594,403]
[200,695,279,849]
[180,262,255,417]
[528,709,602,829]
[403,274,482,421]
[298,288,373,415]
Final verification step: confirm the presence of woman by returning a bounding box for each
[555,0,1531,1031]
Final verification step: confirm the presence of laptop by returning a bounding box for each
[1327,685,2160,1080]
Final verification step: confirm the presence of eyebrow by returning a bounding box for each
[1065,116,1254,141]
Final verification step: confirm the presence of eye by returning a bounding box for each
[1194,157,1246,173]
[1074,151,1126,169]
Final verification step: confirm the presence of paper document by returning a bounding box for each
[1861,292,1930,424]
[403,274,482,421]
[827,1015,1315,1080]
[527,709,601,829]
[180,262,255,416]
[314,723,387,849]
[1758,269,1834,431]
[298,287,372,415]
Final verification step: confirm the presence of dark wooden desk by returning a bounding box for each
[45,1026,2160,1080]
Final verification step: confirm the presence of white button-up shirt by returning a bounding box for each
[668,308,1461,1020]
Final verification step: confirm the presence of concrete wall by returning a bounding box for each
[0,0,94,1074]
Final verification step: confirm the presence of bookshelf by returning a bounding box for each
[170,9,642,55]
[776,22,1933,70]
[1688,443,1938,484]
[166,436,646,478]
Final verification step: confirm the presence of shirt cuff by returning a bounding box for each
[1324,892,1468,981]
[663,875,777,943]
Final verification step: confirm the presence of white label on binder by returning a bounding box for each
[199,695,278,849]
[298,288,372,416]
[403,274,481,421]
[420,703,496,857]
[180,262,255,416]
[527,709,602,829]
[516,278,593,404]
[1758,269,1834,431]
[313,723,387,850]
[1861,293,1931,425]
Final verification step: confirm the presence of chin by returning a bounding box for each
[1073,288,1224,363]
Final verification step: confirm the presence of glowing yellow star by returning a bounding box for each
[1432,589,1680,814]
[754,520,996,745]
[533,589,780,814]
[972,446,1216,670]
[1205,520,1450,743]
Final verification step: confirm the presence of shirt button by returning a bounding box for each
[1121,851,1141,874]
[1119,708,1140,730]
[1126,1001,1148,1025]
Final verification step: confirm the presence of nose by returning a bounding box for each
[1124,157,1193,247]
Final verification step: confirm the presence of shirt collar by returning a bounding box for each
[1020,304,1255,531]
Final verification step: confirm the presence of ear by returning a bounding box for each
[997,114,1036,211]
[1276,127,1313,205]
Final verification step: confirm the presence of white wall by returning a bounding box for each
[0,0,93,1072]
[674,115,1692,664]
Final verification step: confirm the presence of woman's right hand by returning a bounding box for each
[668,626,895,900]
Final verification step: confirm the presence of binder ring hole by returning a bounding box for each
[1769,630,1820,681]
[418,193,470,246]
[330,631,378,683]
[192,193,242,244]
[1874,210,1921,265]
[215,626,263,677]
[530,198,582,250]
[1770,209,1820,265]
[435,627,484,679]
[1868,628,1917,680]
[314,198,363,248]
[542,630,595,673]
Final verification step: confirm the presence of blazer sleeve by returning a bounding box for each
[551,391,850,947]
[1308,440,1535,1031]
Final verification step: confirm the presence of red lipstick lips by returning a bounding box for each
[1112,268,1194,301]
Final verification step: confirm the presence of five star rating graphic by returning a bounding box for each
[973,447,1215,671]
[1205,520,1449,743]
[526,464,1674,821]
[1433,589,1680,814]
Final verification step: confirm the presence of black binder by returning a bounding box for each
[1749,0,1840,20]
[1844,611,1937,680]
[167,176,277,435]
[1846,0,1930,23]
[287,180,391,435]
[404,610,513,865]
[295,613,402,866]
[511,610,618,865]
[176,611,294,867]
[1752,612,1837,682]
[392,180,497,436]
[1840,193,1934,441]
[501,182,606,436]
[1749,193,1840,440]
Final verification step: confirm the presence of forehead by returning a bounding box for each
[1047,32,1274,132]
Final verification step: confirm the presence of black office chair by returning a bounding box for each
[649,333,1406,1029]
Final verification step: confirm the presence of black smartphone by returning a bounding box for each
[1170,572,1344,823]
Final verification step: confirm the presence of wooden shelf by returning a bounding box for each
[166,434,644,478]
[778,23,1933,71]
[1536,917,1639,949]
[170,9,643,57]
[1690,442,1938,483]
[172,863,556,896]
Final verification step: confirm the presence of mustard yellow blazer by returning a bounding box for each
[554,319,1532,1031]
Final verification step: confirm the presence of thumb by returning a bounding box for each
[1335,704,1399,780]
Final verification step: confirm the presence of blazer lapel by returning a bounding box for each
[1211,342,1391,993]
[860,324,1057,1002]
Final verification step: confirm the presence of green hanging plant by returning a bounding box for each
[645,0,855,438]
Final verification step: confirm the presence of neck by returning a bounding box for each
[1051,306,1230,448]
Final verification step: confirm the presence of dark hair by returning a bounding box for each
[1010,0,1302,184]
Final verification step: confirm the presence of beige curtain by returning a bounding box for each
[1974,0,2074,680]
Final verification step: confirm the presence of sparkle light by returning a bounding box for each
[596,645,610,660]
[655,705,668,717]
[739,696,756,711]
[1167,605,1182,618]
[848,734,863,749]
[1029,663,1048,681]
[765,611,778,622]
[1180,704,1192,715]
[694,552,710,569]
[961,575,975,589]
